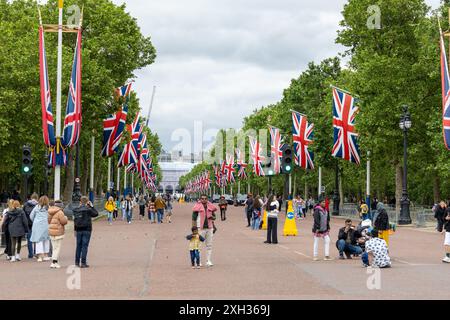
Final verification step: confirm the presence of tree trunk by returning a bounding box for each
[433,171,441,204]
[395,163,403,214]
[304,179,308,199]
[63,153,75,203]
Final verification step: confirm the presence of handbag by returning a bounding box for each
[213,223,217,234]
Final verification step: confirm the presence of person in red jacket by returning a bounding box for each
[325,197,330,213]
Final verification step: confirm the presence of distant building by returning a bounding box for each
[158,161,197,194]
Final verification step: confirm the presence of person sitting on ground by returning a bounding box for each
[362,229,391,268]
[186,226,205,269]
[336,219,363,259]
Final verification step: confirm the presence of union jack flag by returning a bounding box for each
[39,25,56,148]
[115,82,133,101]
[331,87,360,164]
[62,27,82,147]
[235,148,248,180]
[292,111,314,170]
[249,136,265,176]
[213,164,221,187]
[440,28,450,150]
[224,154,236,183]
[101,83,132,157]
[269,126,283,174]
[117,113,141,167]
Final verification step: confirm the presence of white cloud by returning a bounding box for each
[112,0,440,151]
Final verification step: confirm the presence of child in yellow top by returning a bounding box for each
[186,226,205,269]
[104,197,116,225]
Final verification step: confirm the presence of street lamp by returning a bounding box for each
[398,105,412,225]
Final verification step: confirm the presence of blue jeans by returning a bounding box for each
[252,216,261,230]
[148,211,156,222]
[337,240,363,256]
[190,250,200,266]
[75,231,92,265]
[107,211,113,223]
[26,232,34,258]
[126,209,132,223]
[157,209,164,223]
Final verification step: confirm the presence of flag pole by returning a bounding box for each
[54,0,64,201]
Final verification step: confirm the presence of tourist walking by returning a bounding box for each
[30,196,51,262]
[435,201,448,233]
[104,196,116,225]
[312,197,332,261]
[442,206,450,263]
[252,195,263,230]
[73,196,99,268]
[359,199,369,221]
[1,200,14,260]
[374,202,390,246]
[192,194,217,267]
[7,201,29,262]
[218,196,228,221]
[245,193,254,227]
[264,195,279,244]
[186,226,205,269]
[48,200,68,268]
[138,195,146,220]
[164,193,173,223]
[23,193,39,258]
[147,196,156,223]
[155,195,166,224]
[123,195,134,224]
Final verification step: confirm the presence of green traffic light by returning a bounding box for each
[285,165,291,172]
[268,170,274,175]
[23,166,30,173]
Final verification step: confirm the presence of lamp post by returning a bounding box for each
[398,105,412,225]
[332,161,340,216]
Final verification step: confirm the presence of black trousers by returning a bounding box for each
[267,217,278,243]
[220,209,226,221]
[437,218,445,232]
[10,236,22,256]
[246,210,252,226]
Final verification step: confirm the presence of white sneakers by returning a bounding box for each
[15,254,21,261]
[37,257,43,262]
[50,263,61,269]
[10,256,16,262]
[442,256,450,263]
[206,260,214,267]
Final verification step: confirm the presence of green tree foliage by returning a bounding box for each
[0,0,160,195]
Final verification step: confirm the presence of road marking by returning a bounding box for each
[294,251,312,259]
[393,258,440,267]
[278,245,290,250]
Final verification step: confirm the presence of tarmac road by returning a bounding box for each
[0,202,449,300]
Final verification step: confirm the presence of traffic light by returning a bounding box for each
[21,145,33,176]
[280,144,293,174]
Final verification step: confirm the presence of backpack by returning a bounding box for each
[73,209,89,229]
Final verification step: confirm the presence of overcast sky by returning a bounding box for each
[111,0,441,153]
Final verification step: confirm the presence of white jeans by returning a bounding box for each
[50,236,64,261]
[313,235,330,257]
[35,240,50,255]
[201,228,214,263]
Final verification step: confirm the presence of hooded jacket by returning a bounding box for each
[7,208,29,238]
[374,202,389,231]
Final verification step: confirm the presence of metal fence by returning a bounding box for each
[338,203,435,228]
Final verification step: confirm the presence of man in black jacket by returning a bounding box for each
[73,196,99,268]
[435,201,448,233]
[336,219,363,259]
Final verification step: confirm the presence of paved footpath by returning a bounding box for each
[0,203,449,300]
